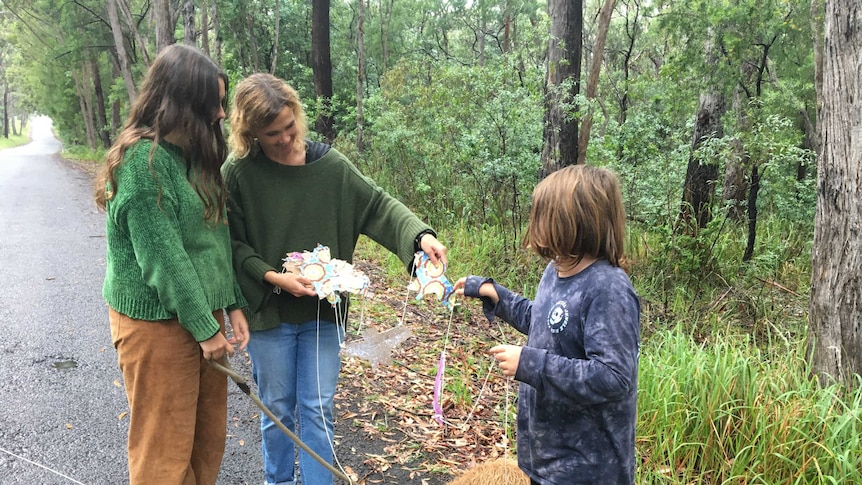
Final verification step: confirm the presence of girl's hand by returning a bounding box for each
[265,270,317,298]
[419,233,448,266]
[227,308,250,351]
[200,332,234,361]
[489,344,522,377]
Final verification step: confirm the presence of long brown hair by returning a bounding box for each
[523,165,627,269]
[228,73,307,159]
[94,44,229,222]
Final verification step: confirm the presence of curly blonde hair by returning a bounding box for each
[228,73,307,159]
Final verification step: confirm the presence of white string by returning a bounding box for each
[315,302,351,483]
[0,446,87,485]
[495,319,514,483]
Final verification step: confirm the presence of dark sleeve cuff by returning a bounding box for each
[413,228,437,253]
[464,275,498,322]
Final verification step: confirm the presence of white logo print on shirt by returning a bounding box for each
[547,300,569,334]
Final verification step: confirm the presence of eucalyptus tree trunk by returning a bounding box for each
[89,56,112,148]
[380,0,393,71]
[182,0,196,45]
[72,67,97,149]
[201,2,210,56]
[356,0,365,154]
[270,0,281,74]
[808,0,862,388]
[577,0,615,165]
[154,0,174,52]
[312,0,335,143]
[110,60,122,135]
[213,0,222,66]
[679,29,725,232]
[117,0,151,65]
[3,82,8,139]
[247,13,261,72]
[107,0,137,102]
[541,0,582,176]
[616,0,641,127]
[723,86,749,223]
[680,92,724,231]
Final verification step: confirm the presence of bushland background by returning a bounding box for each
[0,0,860,482]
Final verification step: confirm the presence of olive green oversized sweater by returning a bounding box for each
[102,140,247,342]
[222,142,432,332]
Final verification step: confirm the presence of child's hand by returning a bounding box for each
[454,276,499,303]
[453,277,469,296]
[489,344,522,377]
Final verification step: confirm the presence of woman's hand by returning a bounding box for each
[199,332,234,361]
[489,344,522,377]
[227,308,250,351]
[419,233,448,266]
[265,270,318,298]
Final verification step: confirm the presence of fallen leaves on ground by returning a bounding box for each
[334,259,523,483]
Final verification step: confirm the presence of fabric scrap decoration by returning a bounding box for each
[282,244,370,305]
[408,251,456,310]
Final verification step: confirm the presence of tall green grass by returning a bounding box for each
[638,330,861,484]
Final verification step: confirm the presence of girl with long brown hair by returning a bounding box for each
[96,44,249,485]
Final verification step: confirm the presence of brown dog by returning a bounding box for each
[447,458,530,485]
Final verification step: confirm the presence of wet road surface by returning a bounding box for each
[0,117,263,484]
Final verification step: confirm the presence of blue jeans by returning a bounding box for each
[247,321,342,485]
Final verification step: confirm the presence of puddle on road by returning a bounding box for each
[52,359,78,369]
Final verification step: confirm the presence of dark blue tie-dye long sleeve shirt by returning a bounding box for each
[466,259,640,485]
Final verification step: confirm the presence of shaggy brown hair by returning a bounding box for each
[447,458,530,485]
[228,73,307,159]
[94,44,229,222]
[522,164,627,271]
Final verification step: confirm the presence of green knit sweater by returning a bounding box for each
[222,142,432,332]
[102,139,247,342]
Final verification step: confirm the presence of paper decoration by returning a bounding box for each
[283,244,370,306]
[408,251,456,310]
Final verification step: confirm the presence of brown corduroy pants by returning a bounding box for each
[110,308,228,485]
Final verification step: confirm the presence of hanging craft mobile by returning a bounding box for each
[408,251,457,310]
[282,244,370,305]
[405,251,459,425]
[284,245,413,368]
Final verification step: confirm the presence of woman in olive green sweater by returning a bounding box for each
[223,73,447,485]
[95,44,249,485]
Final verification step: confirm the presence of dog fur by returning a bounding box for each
[447,458,530,485]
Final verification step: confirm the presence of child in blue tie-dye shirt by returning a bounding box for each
[455,165,640,485]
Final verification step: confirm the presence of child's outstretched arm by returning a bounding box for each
[453,276,499,303]
[454,276,533,335]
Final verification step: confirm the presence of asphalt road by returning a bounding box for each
[0,117,263,484]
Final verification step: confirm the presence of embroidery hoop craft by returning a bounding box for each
[282,244,370,306]
[408,251,457,310]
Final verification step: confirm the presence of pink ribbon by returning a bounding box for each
[432,350,446,425]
